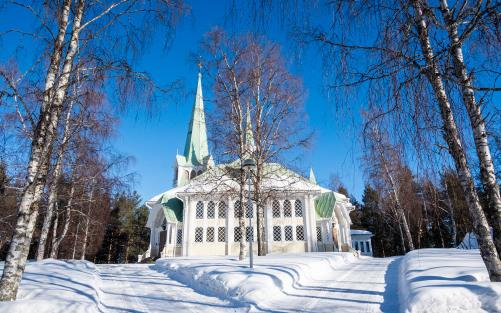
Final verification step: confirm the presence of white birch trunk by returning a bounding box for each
[439,0,501,255]
[0,0,85,300]
[36,101,74,260]
[50,183,74,258]
[412,0,501,281]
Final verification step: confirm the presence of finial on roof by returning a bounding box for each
[309,167,317,184]
[243,101,256,159]
[198,58,202,77]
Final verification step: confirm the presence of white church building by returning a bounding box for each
[141,72,355,259]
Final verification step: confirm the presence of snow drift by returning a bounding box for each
[399,248,501,313]
[0,259,103,313]
[154,252,356,311]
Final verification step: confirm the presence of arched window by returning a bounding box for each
[294,200,303,217]
[197,170,203,176]
[272,200,281,218]
[218,201,227,218]
[190,170,196,179]
[234,200,242,218]
[196,201,204,219]
[283,200,292,217]
[207,201,215,219]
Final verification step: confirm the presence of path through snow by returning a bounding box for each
[256,256,400,312]
[97,264,243,312]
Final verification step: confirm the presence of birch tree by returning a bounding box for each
[0,0,184,300]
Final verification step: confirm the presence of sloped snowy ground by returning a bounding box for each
[399,248,501,313]
[155,252,401,312]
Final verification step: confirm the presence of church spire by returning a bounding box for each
[309,167,317,184]
[243,101,256,159]
[183,70,209,165]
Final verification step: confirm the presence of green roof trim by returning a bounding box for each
[315,192,336,219]
[161,197,183,223]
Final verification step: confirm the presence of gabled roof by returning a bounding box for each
[182,72,209,166]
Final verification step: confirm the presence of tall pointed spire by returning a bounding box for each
[183,70,209,165]
[243,101,256,159]
[309,167,317,184]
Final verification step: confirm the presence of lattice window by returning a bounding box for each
[234,226,242,242]
[176,229,183,245]
[296,225,304,241]
[284,226,293,241]
[316,226,322,242]
[245,226,254,241]
[283,200,292,217]
[196,201,204,219]
[272,200,280,218]
[354,241,359,250]
[294,200,303,217]
[218,227,226,242]
[245,201,253,218]
[273,226,281,241]
[206,227,215,242]
[207,201,215,219]
[195,227,203,242]
[218,201,227,219]
[234,200,242,218]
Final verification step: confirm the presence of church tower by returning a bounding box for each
[174,71,213,187]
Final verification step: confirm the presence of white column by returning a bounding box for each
[302,195,312,252]
[265,199,273,253]
[308,194,318,252]
[182,197,190,256]
[226,197,234,256]
[368,240,373,255]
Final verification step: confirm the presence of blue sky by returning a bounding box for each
[115,1,365,201]
[0,0,366,202]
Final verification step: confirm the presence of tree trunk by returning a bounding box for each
[50,183,74,258]
[72,219,80,259]
[439,0,501,256]
[444,180,458,246]
[37,101,74,261]
[397,221,406,254]
[0,0,85,300]
[81,215,90,261]
[412,0,501,281]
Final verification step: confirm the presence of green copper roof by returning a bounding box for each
[183,72,209,166]
[315,192,336,219]
[309,167,317,184]
[160,197,183,223]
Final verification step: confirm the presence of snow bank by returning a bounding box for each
[154,252,356,310]
[399,248,501,313]
[0,259,103,313]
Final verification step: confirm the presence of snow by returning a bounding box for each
[399,248,501,313]
[155,252,401,312]
[1,249,500,312]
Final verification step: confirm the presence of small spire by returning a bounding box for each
[309,167,317,184]
[243,101,256,159]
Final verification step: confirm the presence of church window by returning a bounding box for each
[354,241,359,250]
[245,201,253,218]
[366,242,370,252]
[296,225,304,241]
[273,226,281,241]
[246,226,254,241]
[218,201,227,218]
[196,201,204,219]
[316,226,322,242]
[197,170,203,176]
[272,200,280,218]
[284,226,293,241]
[195,227,203,242]
[207,201,215,219]
[218,227,226,242]
[206,227,215,242]
[361,242,365,252]
[234,200,242,218]
[294,200,303,217]
[191,170,196,179]
[176,229,183,245]
[234,226,242,242]
[283,200,292,217]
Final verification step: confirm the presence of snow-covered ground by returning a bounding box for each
[399,248,501,313]
[155,252,400,312]
[0,249,499,313]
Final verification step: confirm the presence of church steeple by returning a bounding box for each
[309,167,317,184]
[243,102,256,159]
[183,70,209,166]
